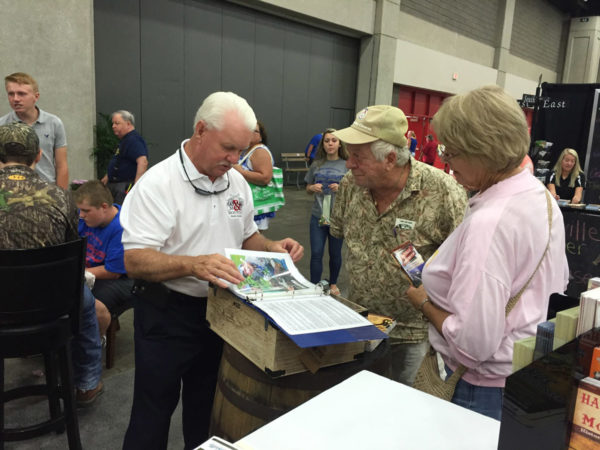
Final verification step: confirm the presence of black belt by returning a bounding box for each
[132,280,206,309]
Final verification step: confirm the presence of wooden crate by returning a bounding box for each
[206,287,369,377]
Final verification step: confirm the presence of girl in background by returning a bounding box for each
[304,129,348,295]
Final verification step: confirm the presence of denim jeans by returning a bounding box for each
[71,285,102,390]
[446,364,504,421]
[389,340,429,386]
[309,215,344,284]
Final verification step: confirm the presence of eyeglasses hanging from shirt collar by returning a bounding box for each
[178,145,230,196]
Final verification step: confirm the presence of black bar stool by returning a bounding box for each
[0,239,86,449]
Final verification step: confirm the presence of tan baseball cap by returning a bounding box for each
[333,105,408,148]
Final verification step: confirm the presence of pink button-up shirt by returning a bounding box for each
[422,170,569,387]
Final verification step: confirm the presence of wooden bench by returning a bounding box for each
[280,153,309,189]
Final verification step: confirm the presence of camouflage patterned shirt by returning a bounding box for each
[330,159,468,342]
[0,165,78,249]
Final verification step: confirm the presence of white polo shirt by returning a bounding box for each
[120,142,258,297]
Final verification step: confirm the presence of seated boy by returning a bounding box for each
[74,180,133,339]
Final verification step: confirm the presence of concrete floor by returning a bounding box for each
[3,185,349,449]
[104,184,349,376]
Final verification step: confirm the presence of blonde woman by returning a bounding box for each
[546,148,585,204]
[406,86,569,420]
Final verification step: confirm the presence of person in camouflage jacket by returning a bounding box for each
[0,122,103,405]
[331,105,467,385]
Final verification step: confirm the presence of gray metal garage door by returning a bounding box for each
[94,0,359,166]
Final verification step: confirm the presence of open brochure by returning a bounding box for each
[224,249,387,347]
[391,241,425,287]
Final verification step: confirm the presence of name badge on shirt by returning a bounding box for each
[395,218,416,230]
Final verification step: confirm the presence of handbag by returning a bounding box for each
[412,190,553,400]
[240,146,285,215]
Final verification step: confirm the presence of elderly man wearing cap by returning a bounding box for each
[330,105,468,386]
[0,122,103,405]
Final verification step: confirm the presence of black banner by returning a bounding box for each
[532,83,600,169]
[585,102,600,204]
[562,208,600,297]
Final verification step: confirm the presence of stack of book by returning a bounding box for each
[554,306,580,349]
[512,319,557,373]
[512,336,537,373]
[588,277,600,290]
[533,320,555,360]
[576,287,600,337]
[576,328,600,377]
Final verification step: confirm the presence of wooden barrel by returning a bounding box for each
[209,341,391,442]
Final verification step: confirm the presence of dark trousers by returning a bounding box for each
[123,290,223,450]
[107,180,133,205]
[309,215,344,284]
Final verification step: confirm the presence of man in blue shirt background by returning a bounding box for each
[101,110,148,204]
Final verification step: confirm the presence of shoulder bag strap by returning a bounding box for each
[239,145,273,165]
[505,189,553,315]
[239,146,258,164]
[454,190,553,378]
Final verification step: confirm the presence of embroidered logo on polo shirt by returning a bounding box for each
[227,195,244,218]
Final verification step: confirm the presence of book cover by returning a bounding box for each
[223,249,387,347]
[576,329,600,377]
[365,313,397,352]
[590,347,600,380]
[569,377,600,449]
[391,241,425,287]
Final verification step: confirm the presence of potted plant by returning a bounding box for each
[92,112,119,179]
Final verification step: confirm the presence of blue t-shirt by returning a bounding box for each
[304,159,348,218]
[107,129,148,182]
[78,204,126,274]
[305,133,323,160]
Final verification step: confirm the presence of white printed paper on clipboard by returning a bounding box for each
[391,241,425,287]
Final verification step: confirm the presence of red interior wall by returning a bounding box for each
[397,85,450,151]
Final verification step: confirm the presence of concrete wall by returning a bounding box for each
[237,0,563,101]
[395,10,558,97]
[229,0,376,35]
[0,0,96,182]
[0,0,573,179]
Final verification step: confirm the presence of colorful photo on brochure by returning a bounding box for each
[391,241,425,287]
[227,250,312,295]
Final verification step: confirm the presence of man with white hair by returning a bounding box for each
[120,91,303,449]
[101,110,148,204]
[330,105,468,386]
